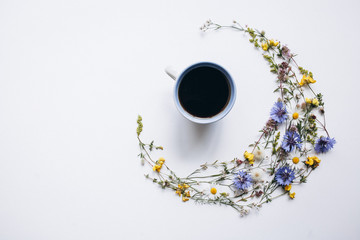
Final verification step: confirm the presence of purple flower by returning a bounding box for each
[275,166,295,186]
[282,46,292,59]
[315,136,336,153]
[233,171,252,191]
[270,101,288,124]
[281,130,302,152]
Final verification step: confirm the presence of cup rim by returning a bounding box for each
[174,62,236,124]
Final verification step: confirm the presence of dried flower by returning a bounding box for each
[254,149,265,161]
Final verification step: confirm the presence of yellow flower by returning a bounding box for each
[261,42,268,51]
[305,156,321,168]
[210,187,217,195]
[152,164,162,172]
[175,189,182,196]
[292,157,299,164]
[158,157,165,165]
[299,75,316,86]
[244,151,255,165]
[182,196,189,202]
[312,98,319,106]
[185,191,191,197]
[289,192,296,199]
[292,112,299,120]
[305,98,312,104]
[269,39,279,46]
[285,184,292,191]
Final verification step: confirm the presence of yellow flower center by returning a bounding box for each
[292,112,299,119]
[210,188,217,195]
[292,157,299,164]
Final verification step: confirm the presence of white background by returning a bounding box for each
[0,0,359,239]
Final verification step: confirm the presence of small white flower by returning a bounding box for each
[253,149,264,161]
[251,169,264,183]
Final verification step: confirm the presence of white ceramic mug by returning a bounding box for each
[165,62,236,124]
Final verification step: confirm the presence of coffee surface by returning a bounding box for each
[178,66,230,118]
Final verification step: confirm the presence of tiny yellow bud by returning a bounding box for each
[261,43,268,51]
[210,188,217,195]
[182,197,189,202]
[292,112,299,120]
[305,98,312,104]
[185,191,191,197]
[292,157,299,164]
[269,39,279,46]
[312,98,319,106]
[289,192,296,199]
[285,184,292,191]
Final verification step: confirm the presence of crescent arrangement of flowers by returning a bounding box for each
[136,20,336,216]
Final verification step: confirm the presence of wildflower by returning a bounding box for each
[262,42,269,51]
[254,149,265,161]
[282,46,292,59]
[236,158,244,165]
[152,157,165,172]
[233,171,253,191]
[270,101,288,124]
[299,75,316,86]
[281,130,302,152]
[305,98,312,104]
[210,188,217,195]
[255,190,263,197]
[263,118,278,136]
[289,192,296,199]
[305,156,321,168]
[312,98,319,106]
[315,136,336,153]
[269,39,279,47]
[284,184,292,191]
[182,196,189,202]
[152,164,162,172]
[244,151,255,165]
[251,169,263,183]
[275,166,295,186]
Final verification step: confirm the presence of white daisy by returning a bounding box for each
[251,169,264,183]
[253,149,265,162]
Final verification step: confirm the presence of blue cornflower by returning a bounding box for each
[315,136,336,153]
[270,101,288,123]
[233,171,252,191]
[281,130,302,152]
[275,166,295,186]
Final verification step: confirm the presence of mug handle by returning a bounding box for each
[165,66,178,81]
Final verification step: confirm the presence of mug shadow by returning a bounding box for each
[173,115,222,163]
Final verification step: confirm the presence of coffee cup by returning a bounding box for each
[165,62,236,124]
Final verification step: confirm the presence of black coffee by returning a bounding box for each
[178,66,230,118]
